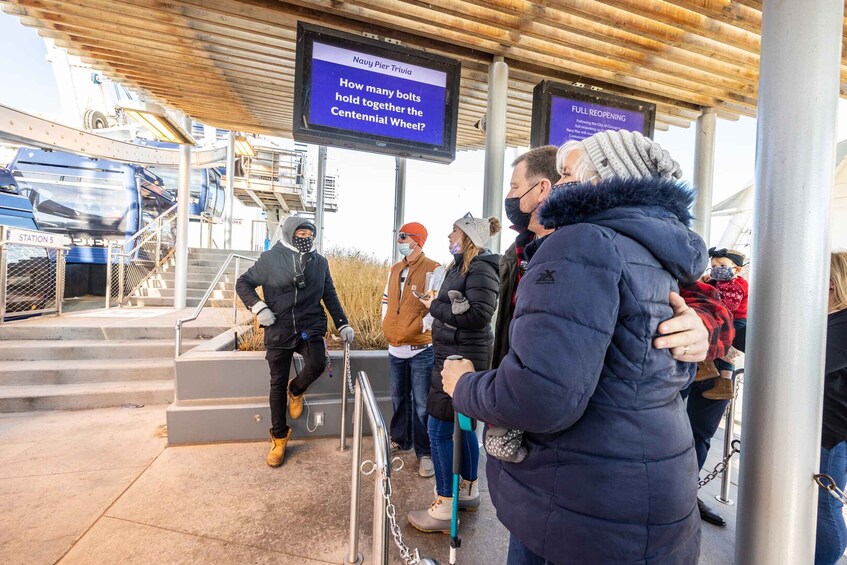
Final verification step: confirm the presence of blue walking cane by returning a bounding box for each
[446,355,475,564]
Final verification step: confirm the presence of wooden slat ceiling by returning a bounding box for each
[3,0,847,151]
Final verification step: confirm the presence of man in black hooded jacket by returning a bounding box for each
[236,216,354,467]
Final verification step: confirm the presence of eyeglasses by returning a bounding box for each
[398,232,423,240]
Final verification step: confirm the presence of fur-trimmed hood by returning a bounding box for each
[538,177,707,283]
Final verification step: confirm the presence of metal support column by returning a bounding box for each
[174,115,192,310]
[692,107,716,244]
[315,146,327,254]
[482,57,508,253]
[393,157,406,262]
[224,131,236,249]
[736,1,843,563]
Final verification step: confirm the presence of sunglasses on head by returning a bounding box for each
[398,232,422,240]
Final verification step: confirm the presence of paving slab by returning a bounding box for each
[59,516,332,565]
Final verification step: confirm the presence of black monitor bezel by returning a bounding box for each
[530,81,656,148]
[293,22,461,164]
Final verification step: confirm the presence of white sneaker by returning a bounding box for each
[418,455,435,478]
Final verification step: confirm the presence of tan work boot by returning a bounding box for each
[694,361,720,382]
[288,385,304,420]
[267,428,292,467]
[407,496,454,534]
[458,479,480,512]
[703,377,734,401]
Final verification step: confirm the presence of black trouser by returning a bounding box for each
[266,336,326,437]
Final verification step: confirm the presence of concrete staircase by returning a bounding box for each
[0,319,224,412]
[126,248,260,308]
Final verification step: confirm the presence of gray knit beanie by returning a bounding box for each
[454,212,492,248]
[581,130,682,181]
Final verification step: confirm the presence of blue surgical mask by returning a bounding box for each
[398,243,413,257]
[450,242,461,255]
[710,266,735,281]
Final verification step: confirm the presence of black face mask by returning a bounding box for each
[505,181,540,228]
[292,235,313,253]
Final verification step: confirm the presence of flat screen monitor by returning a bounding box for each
[293,23,461,163]
[530,81,656,148]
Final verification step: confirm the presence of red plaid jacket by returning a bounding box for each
[682,281,735,361]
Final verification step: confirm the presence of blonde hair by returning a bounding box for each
[459,217,501,274]
[831,251,847,311]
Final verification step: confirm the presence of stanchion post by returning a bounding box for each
[340,344,349,451]
[717,381,738,505]
[345,375,364,565]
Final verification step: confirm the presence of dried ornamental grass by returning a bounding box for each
[238,248,389,351]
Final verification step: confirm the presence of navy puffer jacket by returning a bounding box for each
[452,177,707,564]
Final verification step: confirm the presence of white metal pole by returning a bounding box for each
[315,146,327,254]
[174,115,192,310]
[482,57,508,254]
[692,107,716,244]
[735,1,843,563]
[393,157,406,262]
[224,131,236,249]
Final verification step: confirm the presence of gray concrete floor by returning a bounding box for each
[0,405,840,564]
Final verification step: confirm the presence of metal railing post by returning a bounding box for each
[0,227,7,325]
[117,249,125,308]
[232,257,240,325]
[105,242,113,309]
[340,345,349,451]
[717,374,740,505]
[57,250,65,316]
[155,217,162,267]
[54,249,63,316]
[175,321,183,358]
[345,375,364,565]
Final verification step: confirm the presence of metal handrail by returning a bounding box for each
[347,370,391,565]
[105,204,178,308]
[174,252,256,357]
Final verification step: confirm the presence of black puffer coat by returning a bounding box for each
[427,251,499,422]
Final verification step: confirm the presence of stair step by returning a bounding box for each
[0,358,173,385]
[133,288,234,299]
[0,325,223,341]
[0,380,173,412]
[0,339,203,361]
[127,297,230,308]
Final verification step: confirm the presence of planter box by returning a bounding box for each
[167,332,392,445]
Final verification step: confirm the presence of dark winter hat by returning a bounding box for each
[295,220,316,235]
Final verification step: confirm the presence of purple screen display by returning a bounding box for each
[308,57,446,146]
[548,95,647,146]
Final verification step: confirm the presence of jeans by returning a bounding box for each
[265,336,326,437]
[388,348,434,458]
[683,378,732,471]
[428,415,478,497]
[816,441,847,565]
[507,534,552,565]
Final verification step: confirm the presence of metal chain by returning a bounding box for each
[722,372,744,419]
[379,469,425,565]
[815,474,847,505]
[698,439,741,489]
[344,343,355,395]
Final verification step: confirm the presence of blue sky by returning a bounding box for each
[0,10,842,262]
